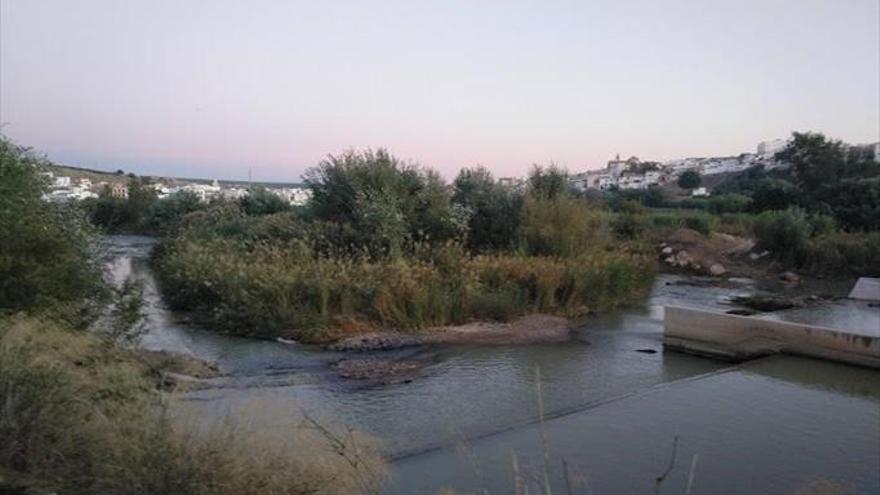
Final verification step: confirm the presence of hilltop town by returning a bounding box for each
[38,138,879,204]
[40,166,312,205]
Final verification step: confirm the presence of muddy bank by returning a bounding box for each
[328,314,573,352]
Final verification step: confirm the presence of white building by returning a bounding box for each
[757,139,787,157]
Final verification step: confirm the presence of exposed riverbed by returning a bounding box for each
[106,236,880,494]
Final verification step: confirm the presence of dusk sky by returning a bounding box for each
[2,0,878,182]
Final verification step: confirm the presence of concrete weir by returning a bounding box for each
[663,306,880,369]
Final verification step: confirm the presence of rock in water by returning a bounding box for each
[709,263,727,276]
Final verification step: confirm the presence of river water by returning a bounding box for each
[105,235,880,494]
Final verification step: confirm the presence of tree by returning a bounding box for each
[775,131,880,230]
[239,188,290,216]
[750,178,797,212]
[452,166,522,251]
[776,132,846,195]
[304,149,464,257]
[145,190,204,232]
[0,136,103,323]
[677,170,702,189]
[527,164,570,199]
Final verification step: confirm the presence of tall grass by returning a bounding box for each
[152,237,655,342]
[0,317,385,494]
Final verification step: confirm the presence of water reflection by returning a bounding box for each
[106,236,880,495]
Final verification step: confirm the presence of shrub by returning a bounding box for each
[520,195,610,257]
[677,170,702,189]
[802,232,880,275]
[707,194,752,214]
[0,138,104,324]
[639,210,716,237]
[452,166,523,252]
[753,208,812,265]
[304,149,466,258]
[238,187,291,216]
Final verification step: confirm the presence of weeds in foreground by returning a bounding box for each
[0,316,386,495]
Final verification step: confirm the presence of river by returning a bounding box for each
[105,235,880,494]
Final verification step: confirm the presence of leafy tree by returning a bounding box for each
[821,177,880,231]
[775,132,880,230]
[750,178,797,212]
[239,188,290,216]
[452,166,522,251]
[145,190,204,232]
[304,149,464,257]
[0,137,103,324]
[527,164,570,199]
[677,170,702,189]
[776,132,846,195]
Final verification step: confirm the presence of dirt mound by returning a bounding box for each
[658,228,757,278]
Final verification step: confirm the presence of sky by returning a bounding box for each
[1,0,878,182]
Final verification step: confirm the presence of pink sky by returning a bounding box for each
[2,0,878,182]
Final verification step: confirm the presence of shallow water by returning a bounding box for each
[107,235,880,494]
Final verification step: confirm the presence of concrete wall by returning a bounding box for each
[664,306,880,369]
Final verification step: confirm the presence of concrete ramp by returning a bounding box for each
[849,277,880,301]
[664,306,880,369]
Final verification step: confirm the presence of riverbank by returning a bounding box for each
[0,316,385,495]
[96,236,880,494]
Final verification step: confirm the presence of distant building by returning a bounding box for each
[692,187,709,197]
[757,139,787,157]
[498,177,523,189]
[109,183,129,199]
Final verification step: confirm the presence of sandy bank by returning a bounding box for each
[328,314,573,352]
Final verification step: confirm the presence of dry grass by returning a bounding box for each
[152,238,656,342]
[0,316,386,495]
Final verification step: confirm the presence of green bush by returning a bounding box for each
[452,166,523,251]
[305,149,467,258]
[753,208,812,265]
[802,232,880,275]
[0,138,104,324]
[643,210,716,237]
[520,195,610,257]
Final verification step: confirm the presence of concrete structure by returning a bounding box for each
[849,277,880,301]
[663,306,880,369]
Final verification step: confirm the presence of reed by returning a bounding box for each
[152,236,656,342]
